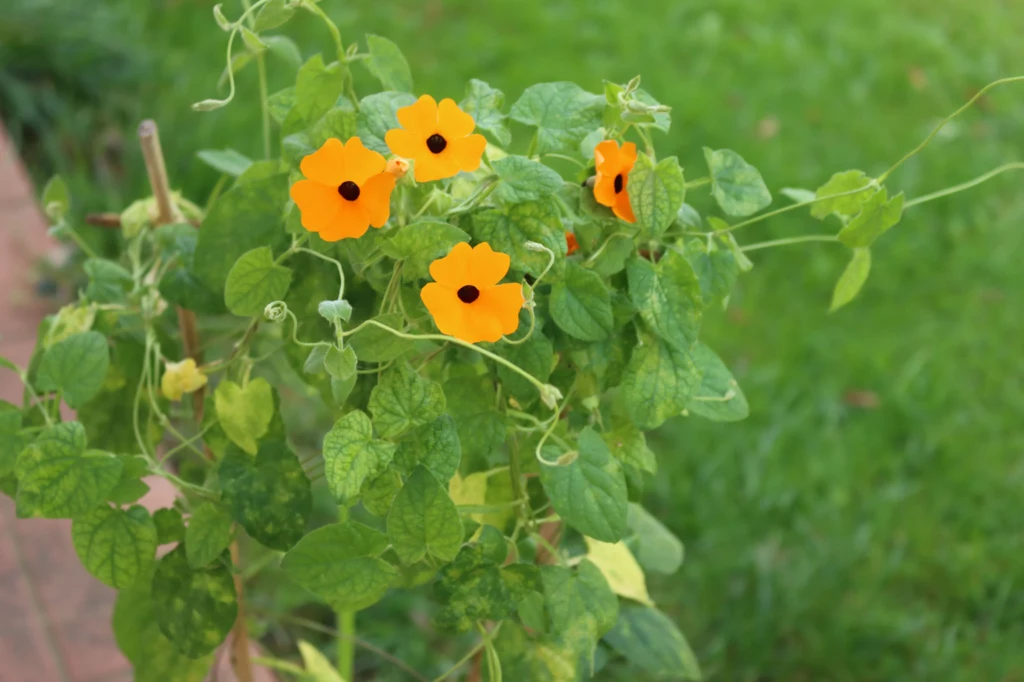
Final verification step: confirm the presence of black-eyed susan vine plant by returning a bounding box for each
[4,0,1023,680]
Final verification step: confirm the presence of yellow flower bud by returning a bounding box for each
[161,358,208,402]
[386,157,409,179]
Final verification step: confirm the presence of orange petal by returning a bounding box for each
[565,232,579,255]
[462,307,505,343]
[397,95,438,135]
[341,137,386,185]
[385,128,426,159]
[421,282,470,339]
[614,191,636,224]
[478,282,524,336]
[300,138,346,185]
[448,134,487,173]
[413,151,461,183]
[593,173,617,208]
[429,241,473,287]
[619,141,638,172]
[290,180,341,233]
[321,200,371,241]
[593,140,623,175]
[467,242,510,288]
[437,98,475,139]
[359,172,396,228]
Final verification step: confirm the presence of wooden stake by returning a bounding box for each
[138,119,254,682]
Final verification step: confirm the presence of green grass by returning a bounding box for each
[6,0,1024,679]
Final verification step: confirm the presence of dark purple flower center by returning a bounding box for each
[614,173,624,194]
[427,134,448,154]
[457,285,480,303]
[338,181,360,201]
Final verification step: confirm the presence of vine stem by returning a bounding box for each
[714,184,879,235]
[903,162,1024,209]
[138,119,254,682]
[339,320,550,397]
[433,622,504,682]
[739,234,838,252]
[239,0,271,159]
[878,75,1024,183]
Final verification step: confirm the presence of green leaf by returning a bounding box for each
[154,508,186,544]
[224,246,292,317]
[704,147,772,217]
[626,251,703,350]
[282,521,396,611]
[194,170,290,292]
[387,465,463,564]
[627,154,685,238]
[510,82,605,155]
[264,35,302,70]
[460,79,510,146]
[83,258,133,303]
[550,262,614,341]
[495,328,554,407]
[197,149,253,177]
[837,190,905,248]
[107,454,151,505]
[602,422,656,474]
[620,334,702,430]
[589,234,633,277]
[42,175,70,222]
[830,247,872,312]
[384,222,470,280]
[324,345,357,381]
[468,198,566,277]
[544,560,619,638]
[113,573,212,681]
[368,362,446,439]
[185,503,234,569]
[444,374,507,466]
[604,604,702,680]
[494,621,580,682]
[36,331,109,408]
[811,169,876,220]
[219,440,312,551]
[686,342,749,421]
[434,526,515,632]
[492,156,563,204]
[70,504,156,589]
[348,312,413,362]
[361,467,402,516]
[626,503,684,575]
[293,54,343,126]
[685,241,739,307]
[284,106,359,164]
[357,91,417,154]
[253,0,295,31]
[267,86,296,124]
[15,422,122,518]
[0,403,28,479]
[540,427,627,542]
[395,415,462,482]
[364,34,413,92]
[214,378,274,455]
[152,545,237,658]
[240,26,267,53]
[323,410,396,504]
[635,88,671,133]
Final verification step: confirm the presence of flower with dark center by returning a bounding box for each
[290,137,397,241]
[593,140,638,223]
[385,95,486,183]
[421,242,524,343]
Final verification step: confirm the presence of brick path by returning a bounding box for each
[0,128,274,682]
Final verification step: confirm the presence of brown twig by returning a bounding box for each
[137,119,254,682]
[84,212,200,228]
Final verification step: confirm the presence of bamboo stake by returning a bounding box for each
[138,119,254,682]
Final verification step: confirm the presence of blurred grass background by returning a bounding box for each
[3,0,1024,680]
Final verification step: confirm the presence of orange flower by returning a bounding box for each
[290,137,397,241]
[565,232,579,255]
[593,140,637,223]
[385,95,487,183]
[420,242,524,344]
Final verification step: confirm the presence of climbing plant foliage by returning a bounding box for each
[3,1,1022,680]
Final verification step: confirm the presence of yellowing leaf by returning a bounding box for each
[299,640,346,682]
[584,537,653,606]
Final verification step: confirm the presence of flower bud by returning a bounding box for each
[538,383,564,410]
[386,157,409,179]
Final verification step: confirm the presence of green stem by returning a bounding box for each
[302,0,359,109]
[684,176,711,189]
[337,610,355,681]
[340,320,550,397]
[432,622,504,682]
[879,75,1024,183]
[257,54,271,159]
[296,247,346,299]
[716,185,880,235]
[543,153,586,168]
[739,234,838,252]
[903,161,1024,209]
[60,221,100,259]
